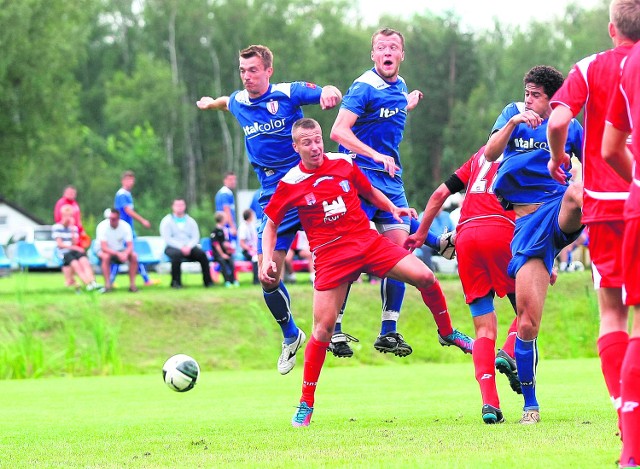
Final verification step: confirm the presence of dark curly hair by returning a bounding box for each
[523,66,564,99]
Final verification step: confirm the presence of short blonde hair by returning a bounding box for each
[611,0,640,41]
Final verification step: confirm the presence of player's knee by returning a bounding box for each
[517,313,539,340]
[565,182,583,209]
[412,268,436,289]
[312,322,333,342]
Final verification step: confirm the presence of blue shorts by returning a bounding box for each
[359,169,409,228]
[508,196,584,278]
[256,176,301,254]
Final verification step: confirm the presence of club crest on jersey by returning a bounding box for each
[313,176,334,187]
[339,180,350,193]
[322,196,347,222]
[305,193,316,205]
[266,100,279,115]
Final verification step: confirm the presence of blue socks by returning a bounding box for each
[380,278,405,335]
[264,281,298,342]
[515,335,539,411]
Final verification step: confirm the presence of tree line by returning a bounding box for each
[0,0,611,235]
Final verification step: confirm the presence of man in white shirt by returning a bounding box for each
[96,208,139,292]
[159,198,214,288]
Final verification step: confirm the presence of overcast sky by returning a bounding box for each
[356,0,606,31]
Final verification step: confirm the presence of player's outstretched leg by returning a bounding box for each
[263,280,305,375]
[374,278,413,357]
[419,279,473,354]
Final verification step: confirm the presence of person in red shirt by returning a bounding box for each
[406,145,520,424]
[603,37,640,469]
[54,185,84,234]
[261,118,472,427]
[548,0,640,445]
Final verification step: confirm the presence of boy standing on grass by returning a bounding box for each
[261,118,472,427]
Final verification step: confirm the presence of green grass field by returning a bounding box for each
[0,270,620,467]
[0,360,619,468]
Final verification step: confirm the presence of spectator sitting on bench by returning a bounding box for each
[53,205,103,293]
[96,208,139,292]
[211,211,238,287]
[160,198,214,289]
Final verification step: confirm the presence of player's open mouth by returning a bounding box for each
[383,60,393,66]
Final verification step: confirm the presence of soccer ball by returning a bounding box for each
[162,354,200,392]
[438,230,457,260]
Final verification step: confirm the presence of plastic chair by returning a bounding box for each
[15,241,48,270]
[134,238,160,267]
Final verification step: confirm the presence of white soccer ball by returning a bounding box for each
[162,354,200,392]
[438,230,457,260]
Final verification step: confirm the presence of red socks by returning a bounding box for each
[419,280,453,336]
[300,336,329,408]
[598,331,629,422]
[473,337,500,408]
[501,318,518,358]
[620,337,640,467]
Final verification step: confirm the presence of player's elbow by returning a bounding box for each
[329,126,343,144]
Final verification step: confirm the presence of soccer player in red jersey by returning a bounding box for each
[261,118,469,427]
[603,37,640,469]
[548,1,640,441]
[406,146,519,424]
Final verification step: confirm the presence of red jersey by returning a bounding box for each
[264,153,374,251]
[607,41,640,221]
[551,45,633,223]
[455,146,515,231]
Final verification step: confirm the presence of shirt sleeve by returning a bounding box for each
[351,161,373,194]
[550,63,588,115]
[340,81,369,117]
[264,181,295,226]
[491,103,518,135]
[290,81,323,107]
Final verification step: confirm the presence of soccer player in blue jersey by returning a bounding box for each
[330,28,473,357]
[214,172,237,240]
[484,65,585,424]
[196,44,342,375]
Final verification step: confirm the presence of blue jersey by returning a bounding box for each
[215,186,236,223]
[228,81,323,196]
[339,68,409,179]
[114,188,134,228]
[492,102,583,208]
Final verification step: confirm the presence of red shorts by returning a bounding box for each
[623,218,640,306]
[587,221,624,289]
[313,230,410,291]
[456,224,514,304]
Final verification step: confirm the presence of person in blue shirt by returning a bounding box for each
[114,170,155,285]
[214,172,237,241]
[196,44,342,375]
[330,28,473,358]
[484,65,584,425]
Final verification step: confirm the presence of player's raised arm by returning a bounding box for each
[319,85,342,110]
[196,96,230,112]
[330,109,399,177]
[406,89,424,111]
